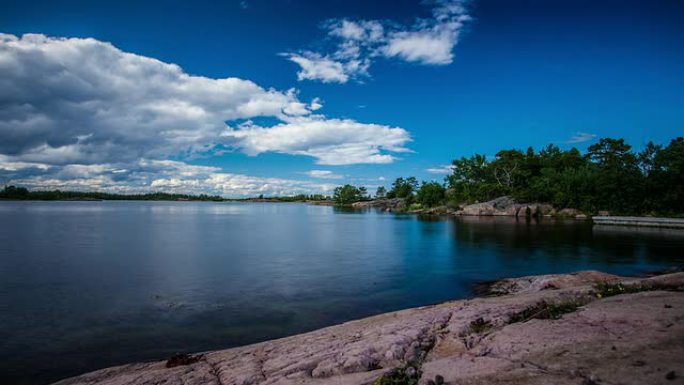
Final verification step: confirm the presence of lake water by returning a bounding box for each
[1,201,682,384]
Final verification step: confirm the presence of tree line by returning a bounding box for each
[447,137,683,215]
[250,194,329,202]
[0,186,332,202]
[0,186,227,201]
[333,137,683,215]
[333,177,446,208]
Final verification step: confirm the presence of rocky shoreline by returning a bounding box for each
[350,196,591,220]
[55,271,683,385]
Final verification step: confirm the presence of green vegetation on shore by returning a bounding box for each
[0,186,331,203]
[248,194,329,202]
[446,137,683,215]
[332,185,369,205]
[0,186,227,201]
[334,136,684,216]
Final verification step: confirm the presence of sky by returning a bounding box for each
[1,0,683,197]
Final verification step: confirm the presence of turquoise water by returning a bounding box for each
[0,201,682,384]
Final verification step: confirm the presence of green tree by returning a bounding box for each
[446,154,503,203]
[387,177,418,199]
[416,182,446,207]
[648,137,684,214]
[375,186,387,199]
[358,186,368,200]
[0,185,30,199]
[587,138,643,214]
[333,184,363,205]
[638,141,662,176]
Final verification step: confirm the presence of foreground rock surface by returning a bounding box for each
[55,271,684,385]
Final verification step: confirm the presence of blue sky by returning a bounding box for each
[1,0,682,196]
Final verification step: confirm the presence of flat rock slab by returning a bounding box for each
[54,271,684,385]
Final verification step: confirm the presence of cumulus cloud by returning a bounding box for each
[566,132,597,144]
[426,164,455,174]
[284,0,471,83]
[305,170,343,179]
[0,33,318,164]
[223,116,411,165]
[0,33,412,195]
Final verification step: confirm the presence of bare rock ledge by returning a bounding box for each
[55,271,684,385]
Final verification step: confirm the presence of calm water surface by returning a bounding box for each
[0,201,682,384]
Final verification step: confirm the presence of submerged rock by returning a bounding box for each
[54,271,684,385]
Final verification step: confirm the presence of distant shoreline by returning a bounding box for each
[3,190,683,228]
[0,186,331,203]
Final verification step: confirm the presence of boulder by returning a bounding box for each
[456,196,517,216]
[351,198,406,211]
[558,208,579,217]
[455,197,555,217]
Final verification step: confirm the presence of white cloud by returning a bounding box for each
[0,155,51,172]
[329,19,385,42]
[310,97,323,111]
[0,33,412,196]
[223,116,411,165]
[426,164,455,174]
[0,33,316,165]
[566,132,597,144]
[284,52,350,83]
[283,51,371,84]
[305,170,343,179]
[284,0,471,82]
[384,29,455,65]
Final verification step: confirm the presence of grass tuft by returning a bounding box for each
[373,367,420,385]
[460,317,493,336]
[593,281,682,299]
[508,299,587,323]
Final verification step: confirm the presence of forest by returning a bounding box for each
[335,137,684,215]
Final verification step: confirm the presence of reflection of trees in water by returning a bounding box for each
[592,225,684,239]
[332,206,366,214]
[416,214,443,222]
[590,225,684,265]
[450,216,684,266]
[451,216,590,250]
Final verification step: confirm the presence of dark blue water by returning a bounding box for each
[0,201,682,384]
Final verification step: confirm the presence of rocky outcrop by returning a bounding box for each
[409,206,451,215]
[351,198,406,212]
[454,197,573,218]
[54,271,684,385]
[455,196,519,216]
